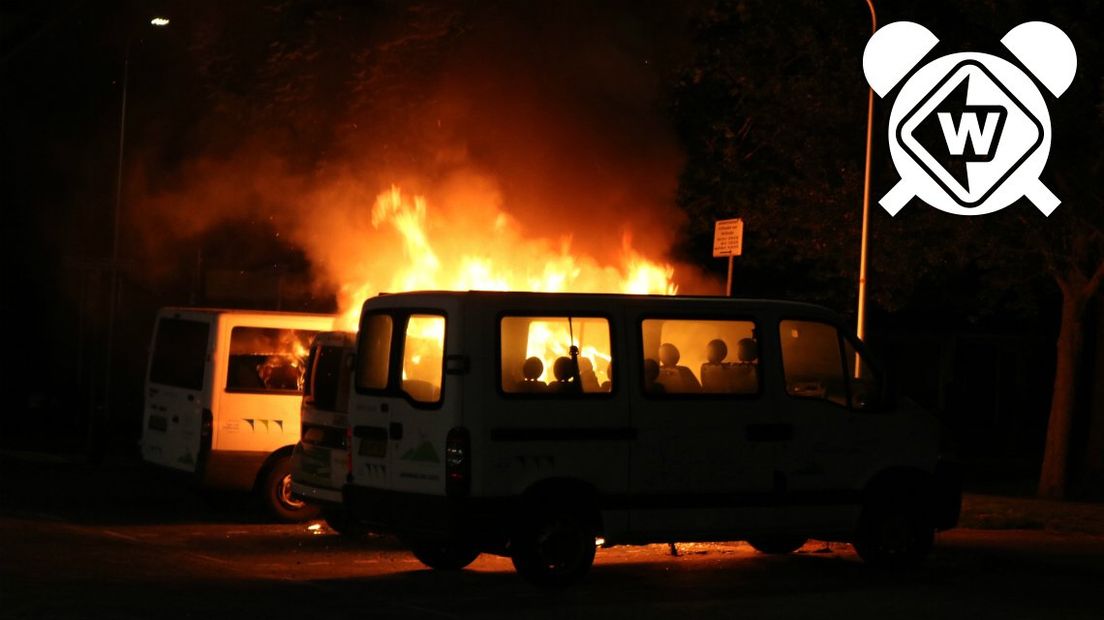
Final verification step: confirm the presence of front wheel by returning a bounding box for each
[853,495,934,568]
[747,535,807,555]
[407,539,481,570]
[511,507,597,587]
[259,456,321,523]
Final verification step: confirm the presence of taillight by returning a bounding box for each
[200,409,213,450]
[445,427,471,497]
[346,426,354,480]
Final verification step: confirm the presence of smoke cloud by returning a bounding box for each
[132,1,716,318]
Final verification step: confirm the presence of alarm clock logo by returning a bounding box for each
[863,22,1077,216]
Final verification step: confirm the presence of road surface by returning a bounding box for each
[1,456,1102,619]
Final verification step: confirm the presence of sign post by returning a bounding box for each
[712,218,744,297]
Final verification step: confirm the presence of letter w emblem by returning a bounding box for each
[937,106,1007,162]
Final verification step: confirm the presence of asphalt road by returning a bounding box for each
[2,455,1103,620]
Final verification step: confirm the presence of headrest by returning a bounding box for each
[553,356,574,381]
[522,356,544,380]
[737,338,759,363]
[706,339,728,364]
[659,343,681,367]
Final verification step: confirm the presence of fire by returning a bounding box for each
[335,185,678,329]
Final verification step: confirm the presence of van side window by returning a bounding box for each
[640,319,759,395]
[225,327,317,393]
[401,315,445,404]
[356,314,393,391]
[150,318,210,391]
[780,320,848,406]
[500,316,612,395]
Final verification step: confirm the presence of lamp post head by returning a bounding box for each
[150,17,170,27]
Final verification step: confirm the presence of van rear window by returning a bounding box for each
[500,316,612,394]
[308,344,348,412]
[640,319,759,395]
[225,327,317,393]
[149,318,210,391]
[356,314,393,391]
[401,315,445,404]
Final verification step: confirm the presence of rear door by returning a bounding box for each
[350,301,461,498]
[349,313,396,490]
[387,304,460,497]
[142,313,213,473]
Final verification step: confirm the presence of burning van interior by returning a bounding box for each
[226,327,317,393]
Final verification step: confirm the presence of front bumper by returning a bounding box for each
[291,481,342,505]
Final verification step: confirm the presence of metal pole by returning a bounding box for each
[102,38,130,446]
[856,0,877,341]
[726,256,734,297]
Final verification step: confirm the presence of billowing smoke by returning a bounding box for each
[131,1,715,321]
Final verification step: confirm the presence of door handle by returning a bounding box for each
[389,422,404,440]
[746,423,794,442]
[171,415,179,423]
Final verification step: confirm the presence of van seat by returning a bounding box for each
[700,364,729,393]
[402,379,439,402]
[657,366,700,393]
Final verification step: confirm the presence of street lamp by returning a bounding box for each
[856,0,877,342]
[101,15,169,448]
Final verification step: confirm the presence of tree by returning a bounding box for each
[672,0,1103,498]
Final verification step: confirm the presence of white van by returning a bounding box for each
[141,308,335,521]
[290,331,360,533]
[343,292,960,585]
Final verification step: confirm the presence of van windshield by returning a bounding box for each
[225,327,317,393]
[149,318,210,391]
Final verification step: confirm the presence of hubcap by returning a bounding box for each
[535,522,584,572]
[279,473,306,510]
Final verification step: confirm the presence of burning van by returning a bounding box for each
[289,331,360,533]
[342,291,960,586]
[140,308,335,521]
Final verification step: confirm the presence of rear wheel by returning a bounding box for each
[407,539,481,570]
[511,506,597,587]
[260,456,321,523]
[853,493,934,568]
[747,535,807,555]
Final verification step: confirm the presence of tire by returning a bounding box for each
[511,506,597,587]
[407,539,481,570]
[259,456,321,523]
[747,535,807,555]
[853,493,934,568]
[322,506,368,537]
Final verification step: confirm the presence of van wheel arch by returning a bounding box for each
[255,445,320,522]
[855,467,937,567]
[518,478,603,535]
[862,467,936,509]
[511,478,602,586]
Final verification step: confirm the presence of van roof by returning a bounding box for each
[158,307,335,320]
[362,290,839,318]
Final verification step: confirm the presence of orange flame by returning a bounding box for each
[335,185,677,329]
